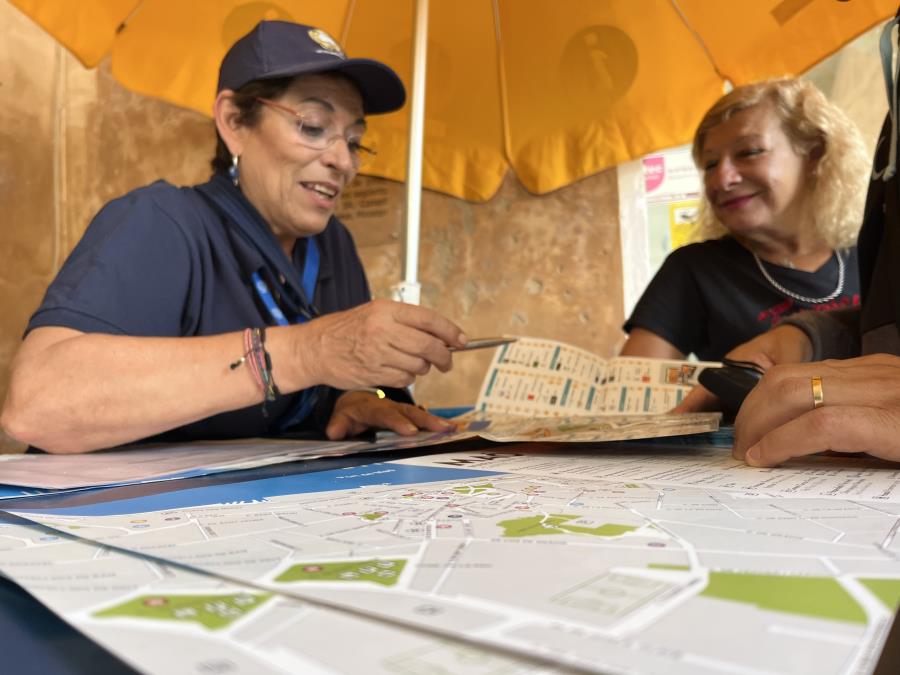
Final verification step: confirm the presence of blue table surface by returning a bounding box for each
[0,574,134,675]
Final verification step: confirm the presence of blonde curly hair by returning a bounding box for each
[692,78,870,250]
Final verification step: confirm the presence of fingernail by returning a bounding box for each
[403,424,417,434]
[458,333,469,346]
[746,445,761,465]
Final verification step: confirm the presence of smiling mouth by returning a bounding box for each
[301,182,339,199]
[719,193,756,209]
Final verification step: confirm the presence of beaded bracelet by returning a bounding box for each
[230,327,279,413]
[255,327,279,402]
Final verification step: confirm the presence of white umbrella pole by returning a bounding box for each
[392,0,429,307]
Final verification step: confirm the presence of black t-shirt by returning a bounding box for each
[623,236,861,361]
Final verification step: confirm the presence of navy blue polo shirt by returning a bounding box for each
[27,174,372,441]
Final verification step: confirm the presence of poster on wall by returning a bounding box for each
[618,145,703,318]
[642,146,702,274]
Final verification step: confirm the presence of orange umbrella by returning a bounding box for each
[11,0,896,305]
[11,0,895,202]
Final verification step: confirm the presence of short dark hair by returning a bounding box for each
[210,77,294,174]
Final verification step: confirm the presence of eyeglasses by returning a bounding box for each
[255,97,376,160]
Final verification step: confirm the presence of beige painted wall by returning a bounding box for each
[0,0,887,446]
[339,170,623,407]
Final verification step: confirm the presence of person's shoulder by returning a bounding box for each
[320,215,358,248]
[101,179,218,234]
[322,214,352,235]
[677,235,742,254]
[665,236,747,264]
[657,237,715,263]
[139,179,212,214]
[105,179,184,206]
[98,180,198,216]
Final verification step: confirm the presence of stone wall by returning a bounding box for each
[340,171,622,407]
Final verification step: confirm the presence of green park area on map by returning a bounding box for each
[650,565,881,624]
[275,558,407,586]
[452,483,495,494]
[498,514,638,538]
[94,593,272,630]
[859,578,900,612]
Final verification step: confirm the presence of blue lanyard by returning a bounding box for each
[251,238,319,326]
[301,236,319,311]
[250,238,320,430]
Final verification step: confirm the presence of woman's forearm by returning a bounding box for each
[0,326,318,453]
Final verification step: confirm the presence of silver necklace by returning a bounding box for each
[752,250,844,304]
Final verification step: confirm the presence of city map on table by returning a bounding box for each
[0,412,721,493]
[0,515,549,674]
[0,438,365,490]
[4,446,899,674]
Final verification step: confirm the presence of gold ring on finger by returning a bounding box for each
[811,376,824,409]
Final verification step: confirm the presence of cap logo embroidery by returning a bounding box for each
[308,28,345,58]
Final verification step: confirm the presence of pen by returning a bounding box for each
[449,336,518,352]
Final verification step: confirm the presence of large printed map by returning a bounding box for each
[0,515,550,674]
[4,447,900,674]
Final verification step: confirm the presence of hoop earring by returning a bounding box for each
[229,154,240,186]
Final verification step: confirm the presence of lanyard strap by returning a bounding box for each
[196,178,323,430]
[252,238,320,326]
[250,237,321,431]
[301,237,319,308]
[196,177,319,319]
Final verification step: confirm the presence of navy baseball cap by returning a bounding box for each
[217,21,406,115]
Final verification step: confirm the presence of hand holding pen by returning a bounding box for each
[297,298,468,390]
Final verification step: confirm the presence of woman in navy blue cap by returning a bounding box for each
[1,21,468,454]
